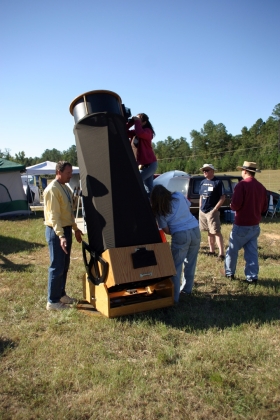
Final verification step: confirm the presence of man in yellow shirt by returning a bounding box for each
[44,161,83,310]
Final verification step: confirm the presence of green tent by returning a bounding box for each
[0,159,30,217]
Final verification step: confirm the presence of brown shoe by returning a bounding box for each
[217,255,225,262]
[60,294,77,304]
[46,302,70,311]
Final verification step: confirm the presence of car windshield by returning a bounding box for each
[193,179,201,194]
[222,180,231,193]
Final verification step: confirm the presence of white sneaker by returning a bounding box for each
[60,295,77,304]
[46,302,70,311]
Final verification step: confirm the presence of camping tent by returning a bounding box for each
[26,161,80,175]
[0,159,30,217]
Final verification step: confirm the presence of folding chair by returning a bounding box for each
[75,185,87,233]
[265,195,275,218]
[265,196,280,218]
[272,198,280,218]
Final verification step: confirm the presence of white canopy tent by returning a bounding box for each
[25,160,81,208]
[26,161,80,175]
[26,160,80,193]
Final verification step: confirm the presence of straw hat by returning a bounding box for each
[236,161,261,173]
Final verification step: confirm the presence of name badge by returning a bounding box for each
[208,186,213,191]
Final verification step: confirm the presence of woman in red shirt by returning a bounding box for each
[127,113,157,197]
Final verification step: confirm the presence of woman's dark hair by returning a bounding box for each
[56,161,72,173]
[150,184,175,217]
[138,113,155,136]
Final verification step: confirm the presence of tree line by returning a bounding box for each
[2,103,279,174]
[154,103,280,174]
[0,145,78,168]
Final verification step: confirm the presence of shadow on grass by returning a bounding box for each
[0,254,33,272]
[0,212,44,221]
[259,252,280,260]
[29,211,44,219]
[260,219,280,228]
[0,235,44,255]
[117,291,280,331]
[256,279,280,293]
[0,337,17,356]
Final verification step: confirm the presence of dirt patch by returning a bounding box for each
[263,233,280,240]
[0,287,10,293]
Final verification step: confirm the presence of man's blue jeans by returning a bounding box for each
[46,226,72,303]
[225,224,260,280]
[171,227,201,302]
[139,161,158,196]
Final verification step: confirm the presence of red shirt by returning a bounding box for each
[230,177,267,226]
[127,120,157,165]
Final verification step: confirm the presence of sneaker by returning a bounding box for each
[243,278,258,284]
[60,295,77,304]
[181,290,191,296]
[217,255,225,262]
[46,302,70,311]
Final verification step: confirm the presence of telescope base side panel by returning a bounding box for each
[82,275,174,318]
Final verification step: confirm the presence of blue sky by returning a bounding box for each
[1,0,279,158]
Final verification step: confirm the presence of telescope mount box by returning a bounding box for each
[81,242,176,318]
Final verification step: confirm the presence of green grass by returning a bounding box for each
[0,214,280,419]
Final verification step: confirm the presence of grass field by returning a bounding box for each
[0,213,280,419]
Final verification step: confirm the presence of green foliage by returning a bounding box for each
[41,148,62,162]
[14,151,39,167]
[5,102,280,172]
[272,103,280,120]
[0,148,13,161]
[62,145,78,166]
[154,103,280,173]
[10,145,78,168]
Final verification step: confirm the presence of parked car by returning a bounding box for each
[153,171,279,216]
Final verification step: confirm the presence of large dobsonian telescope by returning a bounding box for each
[69,90,175,317]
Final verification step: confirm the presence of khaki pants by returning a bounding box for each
[199,209,221,234]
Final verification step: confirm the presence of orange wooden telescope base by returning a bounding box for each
[79,241,176,318]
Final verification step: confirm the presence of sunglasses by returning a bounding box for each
[203,169,210,172]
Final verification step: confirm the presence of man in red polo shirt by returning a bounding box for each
[224,161,267,283]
